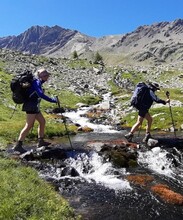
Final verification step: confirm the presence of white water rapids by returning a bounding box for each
[64,107,118,133]
[138,146,183,184]
[44,93,183,191]
[64,92,120,133]
[66,151,132,191]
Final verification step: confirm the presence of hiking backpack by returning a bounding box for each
[10,70,34,104]
[130,82,150,109]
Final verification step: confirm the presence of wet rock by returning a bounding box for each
[157,137,183,149]
[52,107,65,113]
[86,139,138,152]
[128,159,138,167]
[40,148,67,159]
[111,151,137,168]
[45,107,65,114]
[61,167,79,177]
[104,150,128,167]
[20,151,35,160]
[145,137,183,149]
[147,138,159,147]
[166,153,180,167]
[77,126,94,132]
[86,139,138,168]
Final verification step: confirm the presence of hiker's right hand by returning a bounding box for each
[52,97,58,103]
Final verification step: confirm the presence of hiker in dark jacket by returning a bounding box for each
[14,68,57,153]
[125,82,170,143]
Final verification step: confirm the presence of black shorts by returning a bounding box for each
[22,99,40,114]
[26,111,40,114]
[138,109,148,118]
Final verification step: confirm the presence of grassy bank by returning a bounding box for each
[0,157,79,220]
[122,106,182,132]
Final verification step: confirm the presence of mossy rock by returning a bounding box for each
[110,151,129,168]
[128,159,138,167]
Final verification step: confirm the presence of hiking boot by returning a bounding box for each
[13,141,27,154]
[125,132,134,142]
[37,138,51,148]
[142,133,152,143]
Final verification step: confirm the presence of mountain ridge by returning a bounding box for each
[0,19,183,66]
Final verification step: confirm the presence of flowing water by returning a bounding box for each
[39,132,183,219]
[39,96,183,219]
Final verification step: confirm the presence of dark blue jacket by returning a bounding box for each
[22,78,56,112]
[28,78,56,103]
[140,88,166,110]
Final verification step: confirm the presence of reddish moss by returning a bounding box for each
[151,184,183,205]
[127,174,154,186]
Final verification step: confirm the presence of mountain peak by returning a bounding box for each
[0,19,183,66]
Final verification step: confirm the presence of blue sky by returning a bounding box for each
[0,0,182,37]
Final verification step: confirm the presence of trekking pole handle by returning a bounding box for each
[166,91,170,99]
[165,91,171,105]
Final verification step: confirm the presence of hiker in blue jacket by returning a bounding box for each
[125,82,170,143]
[14,68,57,153]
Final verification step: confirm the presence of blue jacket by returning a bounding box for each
[28,78,56,103]
[140,88,166,110]
[22,78,56,112]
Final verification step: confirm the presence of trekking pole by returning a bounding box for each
[10,104,17,119]
[56,96,74,150]
[166,91,176,138]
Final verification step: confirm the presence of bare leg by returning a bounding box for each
[144,113,153,133]
[35,112,46,138]
[18,114,36,141]
[130,115,144,134]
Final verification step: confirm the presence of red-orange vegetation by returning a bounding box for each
[151,184,183,205]
[126,174,154,186]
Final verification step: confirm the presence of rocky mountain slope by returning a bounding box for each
[1,47,183,132]
[0,49,111,98]
[111,19,183,65]
[0,19,183,66]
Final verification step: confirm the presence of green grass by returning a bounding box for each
[0,158,78,220]
[158,70,183,83]
[66,58,98,69]
[122,106,182,131]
